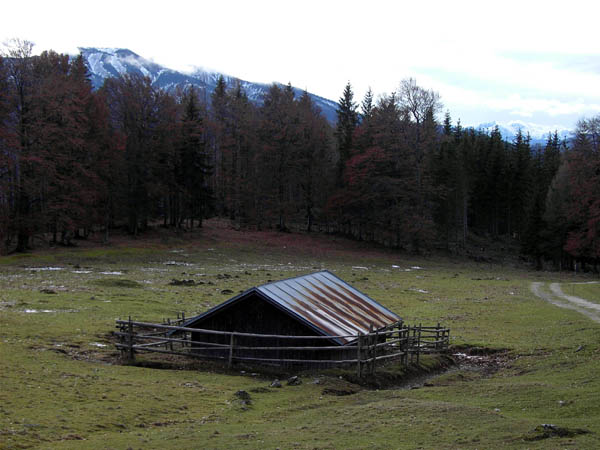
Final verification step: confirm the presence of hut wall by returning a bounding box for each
[190,293,355,365]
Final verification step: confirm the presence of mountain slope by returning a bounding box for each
[78,47,338,122]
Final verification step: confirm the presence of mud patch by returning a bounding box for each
[524,424,591,441]
[92,279,141,288]
[322,388,357,396]
[369,348,510,390]
[169,279,198,286]
[451,346,511,375]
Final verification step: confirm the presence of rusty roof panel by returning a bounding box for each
[257,271,400,344]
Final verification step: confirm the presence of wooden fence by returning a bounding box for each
[114,316,449,377]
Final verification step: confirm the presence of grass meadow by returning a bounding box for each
[1,222,599,449]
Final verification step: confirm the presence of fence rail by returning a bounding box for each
[115,316,449,377]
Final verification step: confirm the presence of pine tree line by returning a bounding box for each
[1,42,598,269]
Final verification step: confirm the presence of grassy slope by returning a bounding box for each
[1,223,599,449]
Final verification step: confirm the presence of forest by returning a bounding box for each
[1,41,599,270]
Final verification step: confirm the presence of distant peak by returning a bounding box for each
[476,120,572,142]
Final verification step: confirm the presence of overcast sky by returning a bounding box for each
[2,0,599,130]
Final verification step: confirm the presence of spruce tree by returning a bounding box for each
[361,87,374,122]
[178,86,212,228]
[508,129,532,238]
[335,82,358,185]
[209,75,229,215]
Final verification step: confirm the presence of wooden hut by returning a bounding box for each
[181,271,401,366]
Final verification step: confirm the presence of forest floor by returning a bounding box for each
[1,219,599,449]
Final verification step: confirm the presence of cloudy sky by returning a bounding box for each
[2,0,599,131]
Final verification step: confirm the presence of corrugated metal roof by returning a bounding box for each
[183,271,400,345]
[256,271,399,344]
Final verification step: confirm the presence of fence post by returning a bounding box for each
[357,333,362,378]
[436,322,440,350]
[127,316,135,363]
[368,324,374,376]
[181,312,186,347]
[399,325,403,365]
[167,318,173,351]
[401,325,406,365]
[356,331,362,378]
[410,326,415,363]
[228,332,235,369]
[117,318,124,360]
[373,327,380,375]
[397,324,401,365]
[416,323,422,365]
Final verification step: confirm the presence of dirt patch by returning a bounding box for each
[322,387,357,396]
[91,279,141,288]
[168,279,198,286]
[523,424,591,441]
[450,346,512,377]
[370,348,511,390]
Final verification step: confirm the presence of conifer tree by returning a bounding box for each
[361,87,374,122]
[257,83,299,230]
[335,82,358,185]
[102,74,176,235]
[354,88,375,154]
[542,161,571,268]
[209,75,229,216]
[296,91,331,232]
[177,86,212,228]
[227,81,255,225]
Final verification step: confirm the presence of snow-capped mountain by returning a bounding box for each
[78,47,338,122]
[476,120,572,145]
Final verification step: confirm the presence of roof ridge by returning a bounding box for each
[182,270,400,344]
[258,269,333,288]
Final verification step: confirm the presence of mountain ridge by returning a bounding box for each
[78,47,338,122]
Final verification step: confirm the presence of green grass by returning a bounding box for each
[566,282,600,304]
[1,225,599,449]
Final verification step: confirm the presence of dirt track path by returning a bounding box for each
[531,282,600,324]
